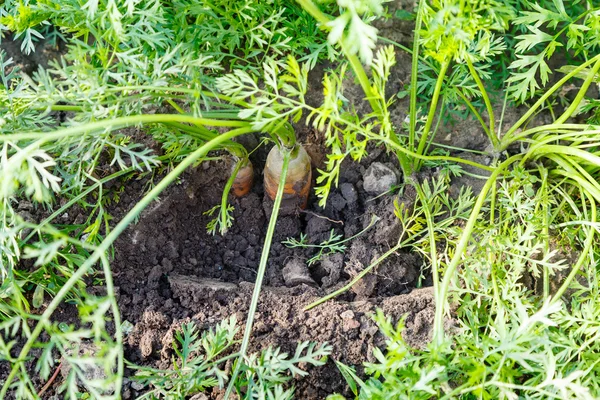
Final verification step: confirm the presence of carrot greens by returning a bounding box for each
[1,0,600,399]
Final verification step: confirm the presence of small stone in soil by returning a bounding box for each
[131,381,145,391]
[340,182,358,204]
[329,193,347,211]
[362,162,398,195]
[351,273,378,299]
[282,258,316,287]
[140,330,157,358]
[343,319,361,332]
[340,310,355,320]
[320,253,344,288]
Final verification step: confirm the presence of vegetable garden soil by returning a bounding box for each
[110,133,433,399]
[3,13,521,397]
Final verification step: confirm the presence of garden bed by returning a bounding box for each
[0,30,538,398]
[3,0,600,398]
[2,33,443,398]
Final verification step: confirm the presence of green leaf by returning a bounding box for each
[395,9,415,21]
[32,284,44,309]
[326,395,347,400]
[514,27,554,53]
[335,361,363,396]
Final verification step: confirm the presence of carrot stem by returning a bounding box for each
[223,149,291,399]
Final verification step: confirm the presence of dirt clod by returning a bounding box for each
[362,162,398,194]
[318,253,344,288]
[340,182,358,204]
[282,258,316,287]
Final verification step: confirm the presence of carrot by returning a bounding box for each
[264,144,311,209]
[232,159,254,197]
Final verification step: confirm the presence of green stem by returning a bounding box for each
[0,114,250,143]
[539,167,550,299]
[100,254,123,395]
[164,121,248,158]
[223,150,291,399]
[505,123,594,144]
[217,159,244,235]
[466,57,498,148]
[547,151,600,205]
[295,0,328,24]
[0,126,253,398]
[379,136,495,172]
[489,176,497,225]
[166,99,186,114]
[47,105,83,112]
[497,84,511,135]
[422,99,446,157]
[346,52,382,114]
[526,144,600,168]
[409,0,426,152]
[432,154,523,347]
[415,183,439,306]
[163,121,215,141]
[456,89,492,140]
[554,57,600,125]
[415,59,450,168]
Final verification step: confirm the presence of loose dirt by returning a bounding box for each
[110,127,429,398]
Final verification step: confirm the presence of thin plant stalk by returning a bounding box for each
[381,137,495,172]
[456,88,492,140]
[506,124,598,145]
[409,0,426,153]
[554,57,600,125]
[215,159,244,234]
[415,182,440,307]
[0,114,250,144]
[415,59,450,166]
[0,125,254,398]
[422,99,447,157]
[538,167,550,299]
[100,253,123,394]
[466,57,498,148]
[164,121,248,158]
[223,150,291,399]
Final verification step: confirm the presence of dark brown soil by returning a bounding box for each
[110,129,428,398]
